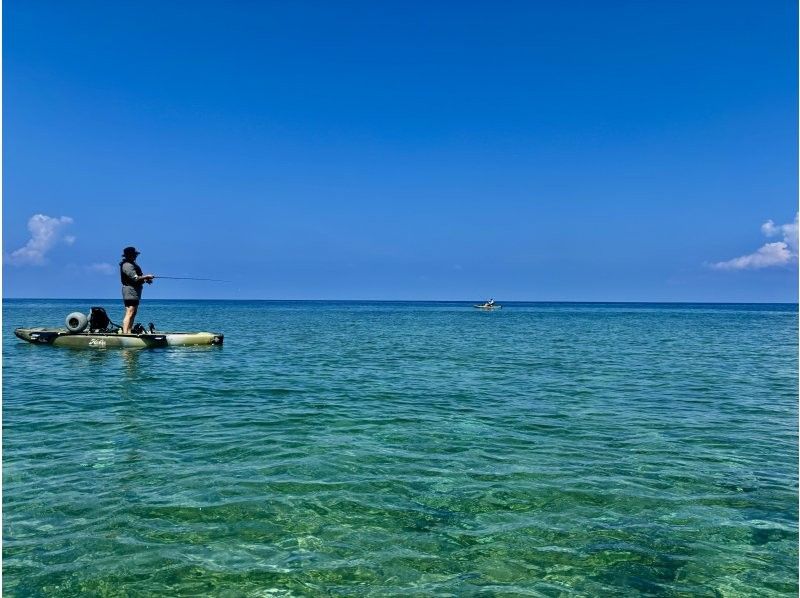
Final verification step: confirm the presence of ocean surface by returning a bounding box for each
[3,300,798,596]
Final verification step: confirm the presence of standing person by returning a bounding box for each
[120,246,154,334]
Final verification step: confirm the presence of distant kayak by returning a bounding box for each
[14,328,223,349]
[473,304,502,310]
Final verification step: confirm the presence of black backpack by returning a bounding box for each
[89,307,112,332]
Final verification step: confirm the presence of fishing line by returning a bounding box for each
[154,276,232,283]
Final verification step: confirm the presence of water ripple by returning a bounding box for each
[4,300,797,595]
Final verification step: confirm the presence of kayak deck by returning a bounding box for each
[14,328,223,349]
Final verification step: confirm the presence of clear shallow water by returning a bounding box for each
[3,300,797,596]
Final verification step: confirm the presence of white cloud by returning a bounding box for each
[712,242,792,270]
[761,215,798,254]
[711,213,799,271]
[6,214,75,266]
[87,262,115,275]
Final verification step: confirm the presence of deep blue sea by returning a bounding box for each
[3,300,798,596]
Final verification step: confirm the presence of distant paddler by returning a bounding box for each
[120,246,155,333]
[474,298,501,310]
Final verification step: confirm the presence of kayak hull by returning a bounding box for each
[14,328,223,349]
[473,305,502,310]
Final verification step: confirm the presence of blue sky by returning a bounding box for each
[4,1,797,301]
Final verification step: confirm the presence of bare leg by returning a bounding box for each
[122,305,138,333]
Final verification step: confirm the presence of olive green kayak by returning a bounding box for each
[14,328,223,349]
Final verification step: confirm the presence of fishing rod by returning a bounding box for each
[154,275,232,283]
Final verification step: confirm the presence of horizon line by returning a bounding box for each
[3,297,798,305]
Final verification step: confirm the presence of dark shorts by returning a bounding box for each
[123,299,140,308]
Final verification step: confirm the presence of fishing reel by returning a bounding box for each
[131,322,157,334]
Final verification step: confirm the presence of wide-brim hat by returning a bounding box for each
[122,246,140,257]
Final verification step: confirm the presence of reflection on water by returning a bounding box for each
[59,345,143,384]
[121,349,140,381]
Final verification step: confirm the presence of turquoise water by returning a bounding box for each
[3,300,798,596]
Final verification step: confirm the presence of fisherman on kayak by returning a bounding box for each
[120,246,155,334]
